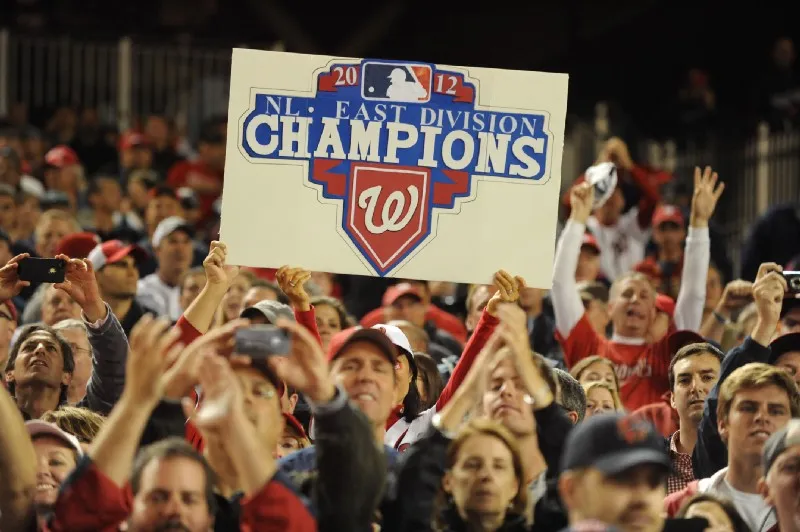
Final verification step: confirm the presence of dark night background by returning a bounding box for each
[2,0,796,139]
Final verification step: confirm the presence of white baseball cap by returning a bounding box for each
[585,161,618,209]
[26,420,84,456]
[152,216,194,247]
[371,324,412,357]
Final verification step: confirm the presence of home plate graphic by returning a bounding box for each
[228,51,568,283]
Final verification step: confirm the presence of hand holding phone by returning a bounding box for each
[234,325,291,359]
[0,253,32,301]
[17,257,67,283]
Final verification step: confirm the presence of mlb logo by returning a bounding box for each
[361,62,432,104]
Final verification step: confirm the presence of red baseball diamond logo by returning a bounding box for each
[240,59,551,276]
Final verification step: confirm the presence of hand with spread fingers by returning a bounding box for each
[203,241,240,290]
[276,266,312,311]
[271,318,335,403]
[690,166,725,228]
[125,315,185,408]
[162,318,251,399]
[486,270,525,317]
[53,255,107,322]
[0,253,30,301]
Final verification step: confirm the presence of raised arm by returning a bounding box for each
[182,241,240,334]
[274,319,384,531]
[693,263,785,479]
[434,270,519,410]
[88,317,183,486]
[276,265,322,345]
[552,183,593,337]
[673,167,722,331]
[699,279,753,342]
[54,256,129,414]
[0,384,36,531]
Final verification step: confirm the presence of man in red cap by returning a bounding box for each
[634,205,686,299]
[552,167,720,411]
[576,233,602,282]
[279,325,400,531]
[360,280,468,343]
[88,240,151,336]
[43,146,82,211]
[374,282,462,360]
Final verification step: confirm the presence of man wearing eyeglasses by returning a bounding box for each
[0,300,18,372]
[52,319,93,405]
[758,418,800,532]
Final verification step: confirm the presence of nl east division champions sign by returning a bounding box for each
[221,49,569,286]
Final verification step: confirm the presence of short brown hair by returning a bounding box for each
[41,407,105,444]
[668,343,724,391]
[609,272,655,301]
[436,419,527,529]
[131,437,218,516]
[717,363,800,422]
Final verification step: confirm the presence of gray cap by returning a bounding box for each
[240,299,295,324]
[763,419,800,473]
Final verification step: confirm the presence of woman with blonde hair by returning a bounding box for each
[569,355,621,393]
[583,380,624,419]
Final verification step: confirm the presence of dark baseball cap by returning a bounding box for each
[763,419,800,473]
[560,413,671,475]
[781,296,800,320]
[769,333,800,364]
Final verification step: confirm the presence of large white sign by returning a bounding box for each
[221,49,568,286]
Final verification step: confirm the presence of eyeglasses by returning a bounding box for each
[69,344,92,357]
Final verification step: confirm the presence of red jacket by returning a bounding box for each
[631,394,679,438]
[45,457,316,531]
[360,304,467,344]
[167,160,223,221]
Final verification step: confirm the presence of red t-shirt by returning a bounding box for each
[167,160,223,220]
[557,313,672,411]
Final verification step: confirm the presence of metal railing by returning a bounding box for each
[639,125,800,274]
[0,29,277,138]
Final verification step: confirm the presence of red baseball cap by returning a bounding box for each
[655,293,676,318]
[581,233,600,254]
[326,326,397,364]
[119,131,150,151]
[382,283,423,307]
[652,205,684,228]
[634,260,661,279]
[54,232,101,259]
[87,240,147,269]
[283,412,307,439]
[44,145,80,169]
